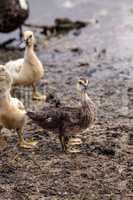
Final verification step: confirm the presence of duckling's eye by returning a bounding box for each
[29,35,32,39]
[0,67,4,72]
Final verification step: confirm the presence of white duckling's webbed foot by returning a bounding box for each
[20,140,38,148]
[32,84,46,101]
[32,92,46,101]
[17,129,38,148]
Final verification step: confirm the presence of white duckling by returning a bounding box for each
[5,30,45,100]
[0,65,37,148]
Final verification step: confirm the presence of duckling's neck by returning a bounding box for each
[24,44,42,67]
[81,91,93,106]
[24,44,34,60]
[0,90,11,108]
[80,90,96,126]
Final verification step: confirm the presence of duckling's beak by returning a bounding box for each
[18,39,26,48]
[84,85,88,90]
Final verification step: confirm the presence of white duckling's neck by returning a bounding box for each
[24,44,34,62]
[0,89,11,108]
[24,44,42,67]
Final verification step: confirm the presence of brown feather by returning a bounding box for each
[27,85,96,152]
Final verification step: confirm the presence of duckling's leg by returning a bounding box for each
[64,136,69,152]
[0,126,2,135]
[17,128,38,148]
[32,83,46,101]
[59,134,67,153]
[10,87,16,97]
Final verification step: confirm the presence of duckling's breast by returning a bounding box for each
[1,112,26,130]
[0,99,26,130]
[17,62,44,86]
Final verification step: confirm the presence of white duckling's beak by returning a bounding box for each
[18,31,35,48]
[18,39,26,48]
[23,31,35,47]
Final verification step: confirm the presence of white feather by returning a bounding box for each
[5,31,44,97]
[6,59,23,82]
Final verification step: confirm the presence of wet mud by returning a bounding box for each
[0,0,133,200]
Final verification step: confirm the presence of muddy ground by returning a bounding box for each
[0,1,133,200]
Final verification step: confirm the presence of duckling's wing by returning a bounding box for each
[27,107,62,129]
[27,106,82,131]
[61,106,81,125]
[11,97,25,111]
[6,59,23,79]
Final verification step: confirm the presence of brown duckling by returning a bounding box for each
[0,65,37,148]
[27,78,96,152]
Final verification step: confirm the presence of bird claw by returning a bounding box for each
[68,148,81,153]
[68,138,82,145]
[19,140,38,148]
[32,93,46,101]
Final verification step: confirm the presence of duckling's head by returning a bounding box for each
[77,77,89,92]
[23,31,35,47]
[0,65,12,94]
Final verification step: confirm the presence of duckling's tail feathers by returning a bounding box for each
[27,111,38,121]
[27,110,50,121]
